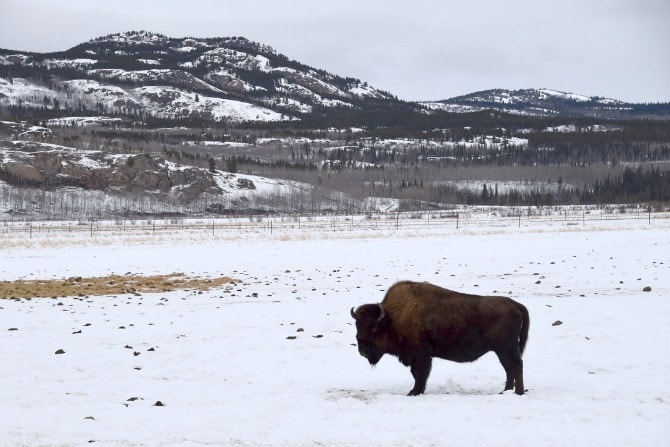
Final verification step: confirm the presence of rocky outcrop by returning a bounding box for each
[0,142,228,203]
[4,160,45,185]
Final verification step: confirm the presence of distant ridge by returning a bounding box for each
[423,88,669,118]
[1,31,668,123]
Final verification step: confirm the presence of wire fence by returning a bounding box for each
[2,206,669,242]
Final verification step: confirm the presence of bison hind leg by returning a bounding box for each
[495,349,524,395]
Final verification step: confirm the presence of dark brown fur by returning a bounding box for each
[351,281,529,396]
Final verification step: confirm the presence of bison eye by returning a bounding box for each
[370,324,381,335]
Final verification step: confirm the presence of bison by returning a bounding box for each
[350,281,529,396]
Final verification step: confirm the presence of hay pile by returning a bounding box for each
[0,273,236,299]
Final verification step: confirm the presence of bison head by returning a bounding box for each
[350,303,392,365]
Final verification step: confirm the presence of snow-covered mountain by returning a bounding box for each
[0,31,400,123]
[1,31,667,124]
[423,88,667,118]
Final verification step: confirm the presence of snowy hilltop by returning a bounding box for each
[421,88,667,118]
[1,31,667,124]
[0,31,400,124]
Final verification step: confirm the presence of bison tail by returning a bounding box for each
[518,303,530,356]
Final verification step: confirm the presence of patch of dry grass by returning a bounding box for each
[0,273,237,299]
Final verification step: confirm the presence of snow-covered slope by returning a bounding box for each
[423,88,641,117]
[2,32,665,121]
[0,31,400,123]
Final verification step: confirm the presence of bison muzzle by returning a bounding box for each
[351,281,529,396]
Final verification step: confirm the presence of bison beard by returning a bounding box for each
[351,281,529,396]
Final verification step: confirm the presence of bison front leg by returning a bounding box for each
[408,355,432,396]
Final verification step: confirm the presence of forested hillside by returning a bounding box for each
[1,31,669,217]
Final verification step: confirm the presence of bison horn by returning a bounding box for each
[376,303,386,322]
[350,306,357,319]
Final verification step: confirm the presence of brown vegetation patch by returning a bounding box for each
[0,273,237,299]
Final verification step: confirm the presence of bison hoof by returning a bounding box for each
[500,388,527,395]
[407,389,424,396]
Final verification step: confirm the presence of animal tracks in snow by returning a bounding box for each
[325,388,378,403]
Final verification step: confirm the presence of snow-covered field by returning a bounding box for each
[1,213,669,446]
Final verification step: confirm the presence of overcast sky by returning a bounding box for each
[1,0,668,103]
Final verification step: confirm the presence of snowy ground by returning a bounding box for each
[1,213,669,446]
